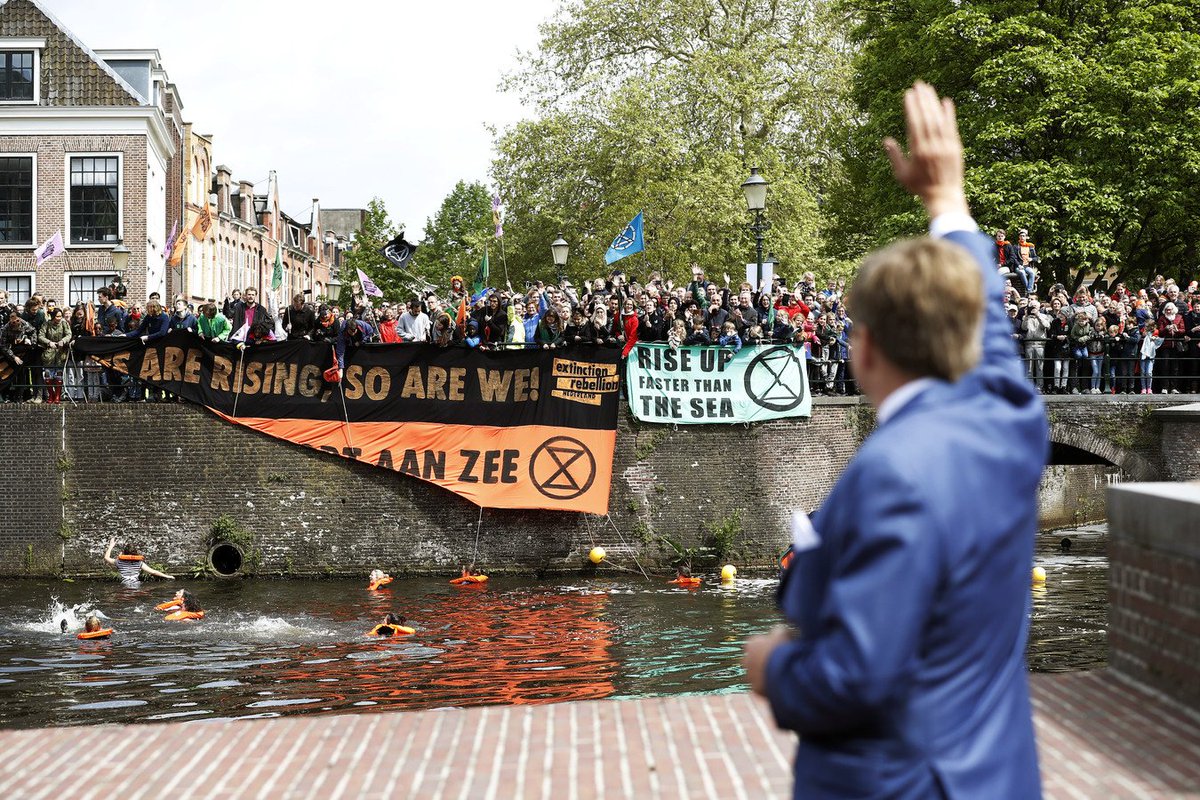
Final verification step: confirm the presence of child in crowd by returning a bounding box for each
[717,321,742,353]
[667,318,687,350]
[1140,328,1164,394]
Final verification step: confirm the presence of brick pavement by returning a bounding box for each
[0,671,1196,799]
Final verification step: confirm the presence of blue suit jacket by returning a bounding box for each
[768,229,1047,799]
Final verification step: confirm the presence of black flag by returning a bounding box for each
[380,234,418,270]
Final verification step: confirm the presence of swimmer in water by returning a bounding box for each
[368,569,392,590]
[104,538,175,587]
[368,613,414,637]
[163,590,204,621]
[83,615,102,633]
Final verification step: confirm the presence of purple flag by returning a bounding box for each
[35,230,64,266]
[492,194,503,239]
[357,268,384,298]
[163,220,180,261]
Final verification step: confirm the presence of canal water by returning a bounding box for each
[0,524,1106,729]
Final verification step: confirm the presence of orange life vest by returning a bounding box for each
[77,628,113,640]
[669,576,701,587]
[367,576,393,591]
[155,600,182,611]
[780,550,794,570]
[449,574,488,585]
[117,554,144,562]
[367,623,415,637]
[164,610,205,622]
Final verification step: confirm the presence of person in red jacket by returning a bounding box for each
[620,297,639,358]
[774,291,810,322]
[1156,302,1187,393]
[377,306,400,343]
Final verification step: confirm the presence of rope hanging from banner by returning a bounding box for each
[604,514,650,580]
[469,505,484,571]
[231,345,247,418]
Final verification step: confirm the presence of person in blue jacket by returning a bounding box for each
[335,314,375,370]
[127,299,171,344]
[743,82,1047,799]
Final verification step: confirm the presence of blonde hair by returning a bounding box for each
[848,238,984,382]
[145,300,163,315]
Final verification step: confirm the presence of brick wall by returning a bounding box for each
[0,398,1193,578]
[1107,483,1200,711]
[0,134,150,303]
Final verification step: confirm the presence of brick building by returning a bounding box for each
[0,0,183,307]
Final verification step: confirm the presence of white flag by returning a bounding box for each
[230,321,250,343]
[35,231,64,266]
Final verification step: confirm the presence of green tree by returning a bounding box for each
[340,197,411,304]
[491,0,855,289]
[410,180,495,289]
[829,0,1200,289]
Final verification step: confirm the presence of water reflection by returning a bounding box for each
[0,527,1107,729]
[1028,523,1107,672]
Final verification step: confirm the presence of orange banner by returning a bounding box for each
[215,414,616,514]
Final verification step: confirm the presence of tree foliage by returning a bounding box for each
[341,197,405,304]
[410,181,494,289]
[491,0,855,288]
[829,0,1200,289]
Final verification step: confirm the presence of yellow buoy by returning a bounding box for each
[589,547,606,564]
[1032,566,1046,583]
[721,564,737,582]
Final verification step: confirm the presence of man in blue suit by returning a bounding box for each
[743,82,1047,798]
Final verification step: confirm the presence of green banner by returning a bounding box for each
[626,343,812,424]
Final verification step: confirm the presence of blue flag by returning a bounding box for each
[605,212,644,265]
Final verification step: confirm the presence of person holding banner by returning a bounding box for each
[743,82,1045,799]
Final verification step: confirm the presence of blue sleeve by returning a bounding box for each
[538,293,549,318]
[146,315,171,342]
[766,462,939,735]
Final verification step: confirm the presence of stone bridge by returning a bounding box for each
[1,396,1198,577]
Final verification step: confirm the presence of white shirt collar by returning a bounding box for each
[876,377,939,426]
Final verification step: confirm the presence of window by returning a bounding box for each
[67,274,117,308]
[0,52,34,101]
[69,156,120,244]
[0,274,32,306]
[0,156,32,243]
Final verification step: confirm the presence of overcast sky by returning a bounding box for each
[45,0,558,237]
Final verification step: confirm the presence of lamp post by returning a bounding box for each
[551,233,569,283]
[323,232,349,302]
[741,167,770,290]
[110,241,129,299]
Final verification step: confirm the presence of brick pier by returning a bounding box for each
[0,672,1196,799]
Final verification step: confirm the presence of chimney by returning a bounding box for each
[308,197,320,258]
[238,180,255,224]
[215,165,233,216]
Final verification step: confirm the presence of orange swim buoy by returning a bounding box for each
[449,574,488,586]
[164,610,205,622]
[77,628,113,640]
[155,600,182,611]
[669,576,702,588]
[117,554,145,562]
[368,576,393,591]
[366,623,415,637]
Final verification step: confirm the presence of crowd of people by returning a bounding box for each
[1,247,1197,402]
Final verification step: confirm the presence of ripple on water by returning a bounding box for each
[70,700,148,711]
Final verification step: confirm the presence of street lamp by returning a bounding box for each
[763,252,779,287]
[741,167,771,290]
[551,233,569,282]
[110,241,130,299]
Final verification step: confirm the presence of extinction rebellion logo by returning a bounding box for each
[610,222,638,252]
[743,346,807,411]
[529,436,597,500]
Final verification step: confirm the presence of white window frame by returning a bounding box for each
[65,152,123,248]
[0,271,35,305]
[63,271,119,309]
[0,40,43,106]
[0,151,36,248]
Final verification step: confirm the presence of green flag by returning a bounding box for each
[473,249,489,295]
[271,244,283,291]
